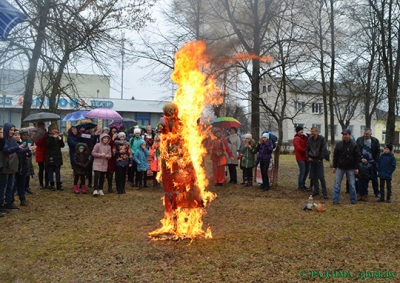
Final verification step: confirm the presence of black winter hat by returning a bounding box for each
[385,144,393,152]
[295,126,303,133]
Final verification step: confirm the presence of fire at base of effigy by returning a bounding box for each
[148,41,222,241]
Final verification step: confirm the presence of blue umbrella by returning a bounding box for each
[62,110,89,122]
[0,0,27,40]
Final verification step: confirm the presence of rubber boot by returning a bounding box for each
[49,182,56,191]
[73,185,79,194]
[377,187,385,202]
[387,187,392,203]
[81,185,87,194]
[56,182,63,191]
[144,178,149,188]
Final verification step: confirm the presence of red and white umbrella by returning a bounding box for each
[85,108,123,120]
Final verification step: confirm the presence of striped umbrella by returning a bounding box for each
[0,0,27,40]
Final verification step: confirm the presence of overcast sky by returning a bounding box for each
[109,2,171,101]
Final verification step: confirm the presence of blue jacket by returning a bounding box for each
[67,129,80,165]
[0,123,29,174]
[133,141,149,172]
[377,152,396,180]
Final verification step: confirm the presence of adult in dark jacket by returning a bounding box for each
[356,128,381,198]
[332,128,361,204]
[13,130,36,206]
[46,124,65,191]
[67,126,80,166]
[35,121,48,189]
[306,127,328,199]
[0,123,30,212]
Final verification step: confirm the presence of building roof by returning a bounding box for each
[375,108,400,121]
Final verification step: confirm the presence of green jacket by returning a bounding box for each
[239,139,257,168]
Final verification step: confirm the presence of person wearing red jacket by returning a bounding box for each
[35,121,48,189]
[293,126,309,191]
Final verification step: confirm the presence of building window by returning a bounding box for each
[312,103,322,114]
[268,85,272,92]
[136,114,151,126]
[294,123,305,133]
[382,130,386,142]
[262,86,267,93]
[294,100,305,112]
[360,125,366,135]
[312,124,322,133]
[328,124,337,136]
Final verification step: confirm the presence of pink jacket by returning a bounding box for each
[92,133,111,172]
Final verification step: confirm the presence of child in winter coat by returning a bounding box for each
[239,133,257,187]
[113,132,132,194]
[255,132,274,191]
[149,134,161,187]
[357,153,372,201]
[91,134,111,196]
[377,144,396,203]
[46,124,65,191]
[133,140,149,189]
[73,143,91,194]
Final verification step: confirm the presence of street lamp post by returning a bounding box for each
[2,90,6,126]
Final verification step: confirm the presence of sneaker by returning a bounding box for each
[99,190,104,196]
[351,201,356,204]
[5,202,19,210]
[312,192,320,197]
[93,190,99,196]
[323,194,329,199]
[375,193,381,198]
[25,188,34,194]
[332,201,340,205]
[20,200,28,206]
[39,185,44,190]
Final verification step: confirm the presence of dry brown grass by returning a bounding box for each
[1,154,399,283]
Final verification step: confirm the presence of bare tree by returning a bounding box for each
[366,0,400,143]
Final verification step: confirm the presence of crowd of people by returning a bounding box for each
[1,119,396,217]
[0,122,161,217]
[293,126,396,204]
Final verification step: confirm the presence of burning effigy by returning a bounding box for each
[148,41,222,241]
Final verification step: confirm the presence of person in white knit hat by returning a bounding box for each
[128,127,144,187]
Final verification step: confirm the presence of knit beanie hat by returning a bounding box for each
[244,133,252,139]
[118,132,126,138]
[295,126,303,133]
[385,144,393,152]
[362,153,369,160]
[134,127,141,134]
[262,132,269,139]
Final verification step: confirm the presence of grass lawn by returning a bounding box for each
[0,153,399,282]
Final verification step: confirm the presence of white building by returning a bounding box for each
[258,76,372,142]
[0,69,168,131]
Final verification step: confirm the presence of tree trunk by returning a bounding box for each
[251,59,260,140]
[21,0,51,126]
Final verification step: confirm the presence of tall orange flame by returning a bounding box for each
[149,41,221,241]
